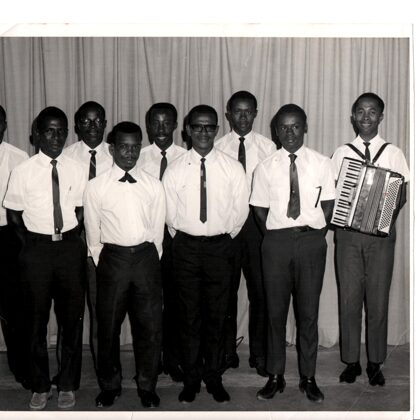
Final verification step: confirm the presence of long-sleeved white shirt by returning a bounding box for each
[162,147,249,238]
[83,164,166,265]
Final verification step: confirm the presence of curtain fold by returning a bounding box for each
[0,37,410,349]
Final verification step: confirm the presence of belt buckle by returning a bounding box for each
[52,233,63,242]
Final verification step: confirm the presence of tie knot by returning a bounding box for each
[363,142,370,148]
[51,159,57,167]
[89,150,97,156]
[289,153,297,163]
[161,150,166,157]
[201,157,206,164]
[119,172,136,183]
[239,136,245,143]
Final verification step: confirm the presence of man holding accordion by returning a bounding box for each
[331,92,410,387]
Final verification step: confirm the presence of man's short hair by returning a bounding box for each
[351,92,385,114]
[146,102,178,126]
[107,121,142,144]
[227,91,258,111]
[37,107,68,130]
[0,105,6,121]
[273,104,307,126]
[187,105,218,125]
[74,101,106,124]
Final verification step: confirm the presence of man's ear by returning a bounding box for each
[109,143,115,157]
[186,125,192,137]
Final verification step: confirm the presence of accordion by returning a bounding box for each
[331,157,404,236]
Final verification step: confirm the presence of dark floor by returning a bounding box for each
[0,342,410,418]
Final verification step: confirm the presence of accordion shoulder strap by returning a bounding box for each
[346,143,365,160]
[372,142,390,164]
[346,142,390,164]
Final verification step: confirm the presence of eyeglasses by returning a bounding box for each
[41,128,68,138]
[189,124,218,133]
[78,118,105,127]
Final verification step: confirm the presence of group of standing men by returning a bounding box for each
[0,90,409,410]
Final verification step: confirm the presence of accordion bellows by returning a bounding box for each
[331,157,404,236]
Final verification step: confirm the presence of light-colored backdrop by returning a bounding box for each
[0,37,410,351]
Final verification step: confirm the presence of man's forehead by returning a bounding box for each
[151,109,174,119]
[190,112,216,123]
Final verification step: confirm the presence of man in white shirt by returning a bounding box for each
[215,91,276,376]
[139,102,186,383]
[62,101,112,371]
[331,92,410,387]
[4,106,86,411]
[0,105,30,389]
[250,104,335,403]
[84,121,165,409]
[163,105,249,404]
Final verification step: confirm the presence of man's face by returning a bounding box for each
[110,131,141,172]
[0,113,6,144]
[37,117,68,159]
[226,98,257,137]
[275,113,307,154]
[352,97,384,141]
[75,106,107,149]
[148,109,177,151]
[187,112,219,157]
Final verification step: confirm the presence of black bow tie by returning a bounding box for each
[119,172,137,183]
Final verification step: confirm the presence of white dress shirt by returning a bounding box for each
[250,145,336,230]
[83,164,166,265]
[137,142,186,180]
[162,148,249,238]
[4,151,86,234]
[215,130,276,194]
[331,134,410,181]
[0,142,28,226]
[62,140,113,180]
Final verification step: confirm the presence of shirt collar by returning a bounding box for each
[355,134,383,147]
[232,130,253,142]
[190,147,216,164]
[38,150,63,166]
[111,163,137,180]
[81,140,107,154]
[279,144,305,160]
[152,142,174,155]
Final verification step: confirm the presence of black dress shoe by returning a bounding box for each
[95,388,122,407]
[178,384,201,403]
[163,365,184,382]
[224,353,239,369]
[257,375,286,400]
[137,389,160,408]
[366,362,385,386]
[339,362,362,383]
[206,382,230,403]
[299,377,324,403]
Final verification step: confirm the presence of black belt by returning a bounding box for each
[104,242,152,254]
[277,226,316,233]
[26,227,79,242]
[178,231,228,242]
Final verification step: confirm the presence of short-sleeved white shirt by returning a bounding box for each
[250,145,336,230]
[62,140,113,181]
[137,142,186,180]
[4,151,86,234]
[0,142,28,226]
[215,130,276,194]
[331,134,410,182]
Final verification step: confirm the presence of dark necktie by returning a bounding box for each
[200,157,207,223]
[119,172,137,183]
[51,160,64,234]
[89,150,97,180]
[363,141,371,162]
[238,136,246,172]
[159,150,168,180]
[287,154,300,220]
